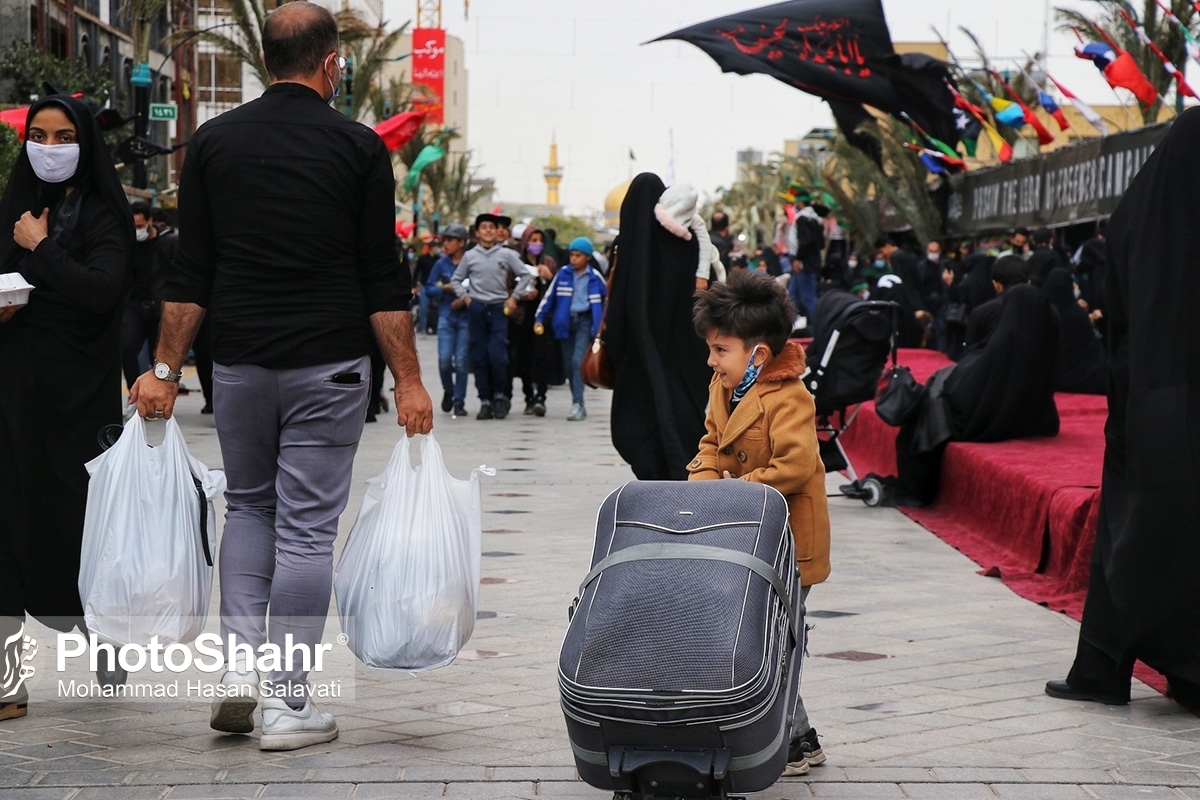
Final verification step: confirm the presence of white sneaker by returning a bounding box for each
[259,697,338,751]
[209,667,259,734]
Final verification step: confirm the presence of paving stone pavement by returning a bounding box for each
[4,332,1200,800]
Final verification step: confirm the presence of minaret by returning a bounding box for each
[544,137,563,206]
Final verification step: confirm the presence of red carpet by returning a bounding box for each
[832,350,1171,696]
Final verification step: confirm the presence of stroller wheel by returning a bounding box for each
[861,477,883,507]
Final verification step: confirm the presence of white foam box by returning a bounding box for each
[0,272,34,307]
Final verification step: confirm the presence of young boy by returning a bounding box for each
[533,237,606,421]
[688,268,832,777]
[450,213,534,420]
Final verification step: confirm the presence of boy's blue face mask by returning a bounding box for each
[732,345,762,404]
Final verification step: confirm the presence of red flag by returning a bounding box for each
[373,111,424,152]
[1106,51,1160,106]
[990,70,1055,146]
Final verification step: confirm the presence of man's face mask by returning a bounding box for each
[325,54,345,105]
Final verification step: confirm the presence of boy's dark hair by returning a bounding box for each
[1013,226,1031,238]
[872,234,890,250]
[711,211,729,232]
[992,255,1030,289]
[693,269,795,355]
[1032,228,1052,247]
[129,200,151,218]
[262,2,339,81]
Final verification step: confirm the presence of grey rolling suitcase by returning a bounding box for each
[559,480,802,799]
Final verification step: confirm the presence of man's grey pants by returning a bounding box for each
[213,356,369,707]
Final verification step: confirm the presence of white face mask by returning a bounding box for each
[135,227,150,242]
[927,252,940,263]
[26,141,80,184]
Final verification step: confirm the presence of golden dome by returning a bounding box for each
[605,179,632,214]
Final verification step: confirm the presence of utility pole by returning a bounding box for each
[130,62,152,189]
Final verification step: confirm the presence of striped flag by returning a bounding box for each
[1017,63,1070,132]
[1027,52,1108,135]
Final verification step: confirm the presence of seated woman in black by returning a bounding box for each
[891,284,1061,505]
[1041,268,1107,395]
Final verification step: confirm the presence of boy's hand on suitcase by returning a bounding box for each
[722,470,733,479]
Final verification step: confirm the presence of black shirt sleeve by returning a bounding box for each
[358,139,410,313]
[163,139,216,308]
[27,201,128,316]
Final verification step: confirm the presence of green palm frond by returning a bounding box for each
[1054,0,1199,123]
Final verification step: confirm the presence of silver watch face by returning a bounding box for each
[154,362,171,380]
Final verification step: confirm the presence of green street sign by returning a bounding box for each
[149,103,177,121]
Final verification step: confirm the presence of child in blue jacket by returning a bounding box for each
[533,237,606,420]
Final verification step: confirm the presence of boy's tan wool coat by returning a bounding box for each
[687,340,831,586]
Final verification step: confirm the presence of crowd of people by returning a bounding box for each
[1,0,1195,779]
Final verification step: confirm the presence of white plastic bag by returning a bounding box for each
[334,434,491,671]
[78,415,226,646]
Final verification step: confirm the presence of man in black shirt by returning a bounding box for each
[132,1,432,750]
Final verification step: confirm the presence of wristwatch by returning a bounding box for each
[153,361,182,383]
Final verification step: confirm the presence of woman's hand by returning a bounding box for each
[14,209,49,252]
[0,306,18,324]
[537,264,554,281]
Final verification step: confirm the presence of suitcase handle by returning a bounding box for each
[577,543,800,644]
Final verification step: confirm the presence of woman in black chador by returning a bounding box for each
[891,284,1061,505]
[1047,110,1200,709]
[605,173,710,480]
[1041,268,1107,396]
[0,95,134,718]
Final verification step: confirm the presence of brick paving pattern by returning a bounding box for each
[4,334,1199,799]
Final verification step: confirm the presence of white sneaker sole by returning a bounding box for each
[259,723,339,751]
[210,696,258,734]
[782,760,810,776]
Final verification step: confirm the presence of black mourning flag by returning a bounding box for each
[654,0,958,149]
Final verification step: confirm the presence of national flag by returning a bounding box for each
[1153,0,1200,67]
[953,106,981,157]
[1117,9,1198,99]
[991,69,1056,145]
[1016,63,1070,131]
[653,0,959,149]
[902,112,960,160]
[948,80,1013,162]
[903,142,965,173]
[1028,52,1108,134]
[990,95,1029,128]
[1074,42,1158,107]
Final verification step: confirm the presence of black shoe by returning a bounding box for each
[441,391,453,413]
[1044,679,1128,705]
[452,404,467,418]
[365,412,377,423]
[493,397,510,420]
[523,401,536,415]
[794,727,825,766]
[200,402,213,414]
[476,403,493,420]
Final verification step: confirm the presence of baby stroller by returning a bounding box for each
[803,292,899,507]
